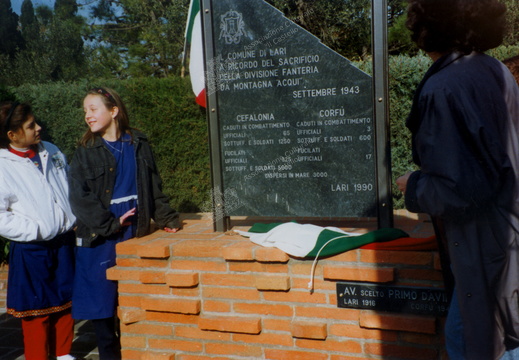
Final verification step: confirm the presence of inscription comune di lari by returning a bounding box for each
[212,0,376,217]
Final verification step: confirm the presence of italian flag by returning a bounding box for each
[185,0,206,107]
[236,222,409,258]
[236,223,409,291]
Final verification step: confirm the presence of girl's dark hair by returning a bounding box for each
[406,0,507,54]
[0,102,33,149]
[80,87,132,146]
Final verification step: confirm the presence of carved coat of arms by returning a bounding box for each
[220,10,245,44]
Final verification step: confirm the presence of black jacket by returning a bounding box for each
[69,129,180,247]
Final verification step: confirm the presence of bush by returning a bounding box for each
[11,78,211,212]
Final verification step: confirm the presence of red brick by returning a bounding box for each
[263,318,292,332]
[291,277,335,292]
[291,321,327,340]
[201,273,255,287]
[116,258,169,269]
[228,262,288,273]
[137,240,171,259]
[205,342,262,357]
[296,338,362,353]
[172,239,233,258]
[139,271,166,284]
[323,265,395,283]
[121,322,172,336]
[170,259,227,272]
[121,349,144,360]
[296,306,358,321]
[329,323,398,341]
[360,250,433,266]
[262,289,327,305]
[198,315,261,334]
[398,268,444,282]
[234,332,293,347]
[148,338,203,353]
[120,335,146,349]
[222,241,255,261]
[146,312,199,325]
[141,351,175,360]
[106,267,141,281]
[360,311,436,334]
[234,302,293,317]
[116,236,153,255]
[119,295,144,308]
[177,355,228,360]
[202,300,231,313]
[265,349,328,360]
[141,297,201,315]
[254,247,290,263]
[175,325,232,341]
[202,286,261,301]
[118,283,170,295]
[118,308,146,325]
[255,275,291,291]
[165,272,199,287]
[365,342,438,359]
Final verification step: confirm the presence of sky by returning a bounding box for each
[11,0,55,14]
[10,0,91,18]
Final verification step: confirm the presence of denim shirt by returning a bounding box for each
[68,130,180,247]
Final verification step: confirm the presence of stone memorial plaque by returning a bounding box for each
[209,0,375,217]
[336,282,449,316]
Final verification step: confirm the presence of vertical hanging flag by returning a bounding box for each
[185,0,206,107]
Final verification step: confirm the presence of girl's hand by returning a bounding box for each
[396,172,412,193]
[164,227,179,233]
[120,208,136,226]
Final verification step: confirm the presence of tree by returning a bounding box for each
[0,0,25,58]
[20,0,39,41]
[88,0,189,78]
[0,0,87,86]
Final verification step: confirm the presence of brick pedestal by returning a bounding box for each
[107,211,447,360]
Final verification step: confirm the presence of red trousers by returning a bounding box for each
[21,308,74,360]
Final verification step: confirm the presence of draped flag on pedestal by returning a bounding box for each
[185,0,206,107]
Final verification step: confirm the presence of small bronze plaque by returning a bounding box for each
[336,282,449,316]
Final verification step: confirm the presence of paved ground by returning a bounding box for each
[0,313,99,360]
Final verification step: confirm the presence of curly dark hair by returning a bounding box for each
[406,0,507,54]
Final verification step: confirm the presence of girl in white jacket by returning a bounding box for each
[0,101,77,360]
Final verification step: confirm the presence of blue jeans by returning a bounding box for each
[445,290,519,359]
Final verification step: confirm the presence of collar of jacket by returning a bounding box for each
[0,142,49,160]
[86,129,148,149]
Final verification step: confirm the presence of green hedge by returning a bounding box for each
[11,77,211,213]
[1,48,518,264]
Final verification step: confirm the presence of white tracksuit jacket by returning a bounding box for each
[0,141,76,242]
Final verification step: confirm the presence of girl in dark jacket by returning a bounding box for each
[69,87,180,360]
[397,1,519,359]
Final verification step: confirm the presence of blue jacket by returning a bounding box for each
[405,52,519,359]
[69,129,180,247]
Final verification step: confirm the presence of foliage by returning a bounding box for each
[0,0,86,85]
[10,77,210,212]
[503,0,519,46]
[87,0,190,78]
